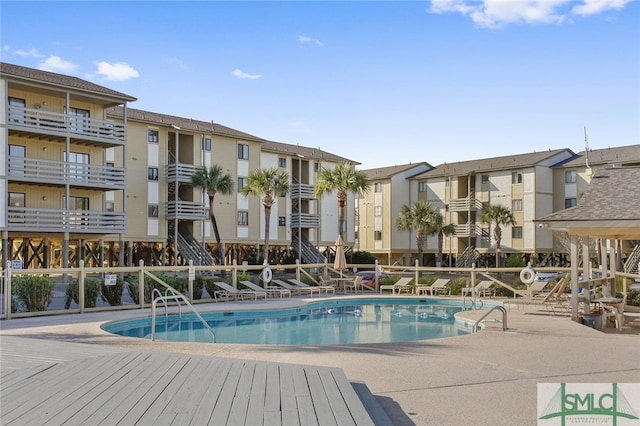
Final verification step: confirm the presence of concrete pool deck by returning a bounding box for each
[1,295,639,425]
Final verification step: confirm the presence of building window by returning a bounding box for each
[8,97,26,123]
[512,199,522,211]
[148,129,159,143]
[374,182,382,192]
[565,198,577,208]
[238,144,249,160]
[278,158,286,168]
[148,167,158,181]
[238,177,247,191]
[481,175,489,184]
[9,192,25,207]
[512,172,523,184]
[105,201,114,212]
[238,211,249,226]
[565,170,577,183]
[418,182,427,193]
[512,226,523,239]
[64,151,90,182]
[148,204,159,218]
[315,162,320,172]
[279,216,286,226]
[374,231,382,241]
[374,206,382,216]
[203,138,211,151]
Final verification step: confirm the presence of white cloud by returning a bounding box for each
[298,35,324,47]
[38,56,77,73]
[429,0,630,28]
[95,61,139,81]
[15,47,44,58]
[167,57,187,70]
[232,69,261,80]
[572,0,631,16]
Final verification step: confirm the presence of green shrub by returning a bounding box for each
[448,278,470,296]
[127,273,188,304]
[12,275,55,312]
[505,254,526,268]
[65,278,101,309]
[629,290,640,307]
[101,276,124,306]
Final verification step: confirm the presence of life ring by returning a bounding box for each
[260,265,273,283]
[520,266,535,284]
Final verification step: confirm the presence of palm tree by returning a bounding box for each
[427,210,456,267]
[396,200,436,267]
[190,165,233,266]
[480,204,516,267]
[314,162,370,240]
[240,167,291,262]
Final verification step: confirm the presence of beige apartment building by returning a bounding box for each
[1,62,136,269]
[1,61,358,269]
[358,146,640,269]
[356,163,431,265]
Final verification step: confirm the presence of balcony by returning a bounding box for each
[454,223,487,238]
[165,201,207,221]
[290,212,320,228]
[7,106,126,146]
[6,207,126,233]
[448,194,483,212]
[291,184,316,200]
[8,156,126,189]
[166,163,200,183]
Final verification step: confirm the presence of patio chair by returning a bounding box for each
[271,279,320,296]
[379,277,413,294]
[343,275,364,293]
[473,281,496,298]
[289,278,335,295]
[513,280,550,299]
[212,281,267,302]
[416,278,451,296]
[239,280,291,298]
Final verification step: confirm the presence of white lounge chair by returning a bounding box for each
[513,280,549,299]
[239,280,291,298]
[212,281,267,302]
[288,278,335,295]
[271,279,320,296]
[416,279,451,296]
[473,281,496,297]
[379,277,413,294]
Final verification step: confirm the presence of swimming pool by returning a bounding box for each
[102,298,475,345]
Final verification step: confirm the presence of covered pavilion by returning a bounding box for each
[536,166,640,320]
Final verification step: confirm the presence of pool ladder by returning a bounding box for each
[151,288,216,342]
[472,305,508,333]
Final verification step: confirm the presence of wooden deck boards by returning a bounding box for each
[0,337,379,425]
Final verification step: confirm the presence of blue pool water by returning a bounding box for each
[102,298,473,345]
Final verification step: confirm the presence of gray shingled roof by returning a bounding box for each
[107,106,268,143]
[412,149,574,179]
[557,144,640,168]
[363,162,432,180]
[0,62,136,102]
[260,140,357,164]
[538,166,640,239]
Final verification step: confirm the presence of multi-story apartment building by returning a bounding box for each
[356,163,431,265]
[1,62,136,269]
[1,63,358,269]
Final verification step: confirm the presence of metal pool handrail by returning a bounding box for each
[472,305,508,333]
[150,286,216,343]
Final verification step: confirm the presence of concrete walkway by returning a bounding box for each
[1,296,639,425]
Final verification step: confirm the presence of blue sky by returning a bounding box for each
[2,1,638,169]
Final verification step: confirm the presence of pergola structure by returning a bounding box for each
[536,167,640,320]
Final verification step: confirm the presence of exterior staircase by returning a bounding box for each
[292,234,326,264]
[624,243,640,274]
[456,246,480,268]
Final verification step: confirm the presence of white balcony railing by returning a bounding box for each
[448,194,484,212]
[165,201,207,220]
[290,212,320,228]
[166,163,200,183]
[7,156,126,189]
[6,207,126,233]
[290,184,316,200]
[7,106,126,145]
